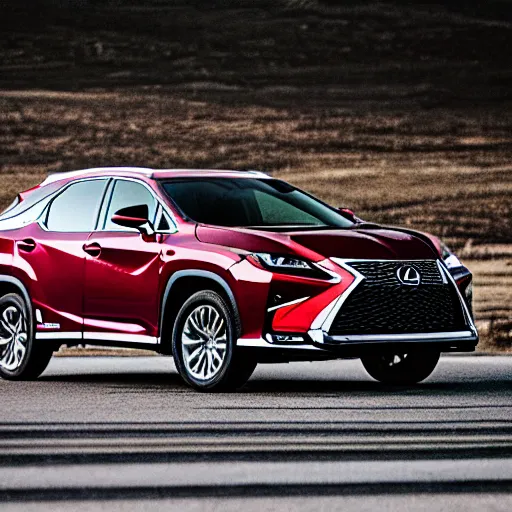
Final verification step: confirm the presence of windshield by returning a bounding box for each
[160,178,354,229]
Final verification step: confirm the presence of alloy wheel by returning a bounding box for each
[0,304,28,371]
[181,305,228,381]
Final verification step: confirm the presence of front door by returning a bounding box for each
[83,179,162,345]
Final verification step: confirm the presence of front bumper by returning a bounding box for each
[238,329,478,357]
[238,257,479,356]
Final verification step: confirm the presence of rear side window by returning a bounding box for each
[0,197,20,216]
[0,182,62,221]
[103,180,157,231]
[46,179,108,232]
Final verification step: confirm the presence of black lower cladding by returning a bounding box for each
[329,269,467,336]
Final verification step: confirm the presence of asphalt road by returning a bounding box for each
[0,355,511,510]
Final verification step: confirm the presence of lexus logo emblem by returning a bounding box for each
[396,265,421,286]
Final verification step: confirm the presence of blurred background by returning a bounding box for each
[0,0,511,350]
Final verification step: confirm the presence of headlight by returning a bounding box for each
[248,253,331,279]
[440,242,463,269]
[256,253,312,270]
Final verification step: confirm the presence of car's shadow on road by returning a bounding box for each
[243,379,512,396]
[40,371,512,396]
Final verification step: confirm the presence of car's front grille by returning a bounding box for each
[347,260,444,286]
[329,260,467,336]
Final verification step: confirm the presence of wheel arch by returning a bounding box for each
[0,275,35,342]
[0,275,33,319]
[159,270,240,355]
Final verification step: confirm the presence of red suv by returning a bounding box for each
[0,168,477,391]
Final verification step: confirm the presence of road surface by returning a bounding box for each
[0,355,511,510]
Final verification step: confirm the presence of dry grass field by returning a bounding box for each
[0,0,510,350]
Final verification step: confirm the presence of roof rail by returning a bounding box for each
[237,169,270,178]
[40,167,154,186]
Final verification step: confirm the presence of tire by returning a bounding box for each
[172,290,257,392]
[0,293,54,381]
[361,351,440,385]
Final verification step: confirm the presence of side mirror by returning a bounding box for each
[338,207,357,222]
[111,204,155,236]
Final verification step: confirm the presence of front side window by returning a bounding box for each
[46,179,108,232]
[103,180,157,231]
[160,178,354,229]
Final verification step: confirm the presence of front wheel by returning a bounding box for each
[0,293,54,380]
[172,290,257,392]
[361,351,440,385]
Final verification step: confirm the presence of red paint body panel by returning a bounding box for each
[84,231,162,336]
[289,229,437,260]
[271,267,355,333]
[196,226,437,261]
[0,237,14,272]
[196,225,323,261]
[229,259,272,339]
[10,223,87,333]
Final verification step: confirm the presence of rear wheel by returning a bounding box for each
[0,293,54,380]
[172,290,257,392]
[361,351,440,385]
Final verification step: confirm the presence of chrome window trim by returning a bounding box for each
[94,178,115,231]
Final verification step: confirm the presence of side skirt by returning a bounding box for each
[35,332,161,353]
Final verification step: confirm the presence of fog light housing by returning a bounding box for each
[266,334,305,344]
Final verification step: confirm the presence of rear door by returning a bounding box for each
[14,178,109,341]
[83,178,166,345]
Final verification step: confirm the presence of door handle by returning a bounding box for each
[83,242,102,258]
[16,238,37,253]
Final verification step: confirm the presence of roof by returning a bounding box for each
[40,167,269,185]
[153,169,269,179]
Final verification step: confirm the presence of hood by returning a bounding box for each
[196,225,439,261]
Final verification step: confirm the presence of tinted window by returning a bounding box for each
[0,182,62,220]
[103,180,157,231]
[157,212,171,231]
[161,178,354,228]
[0,197,19,216]
[46,179,108,232]
[0,197,54,231]
[253,190,321,225]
